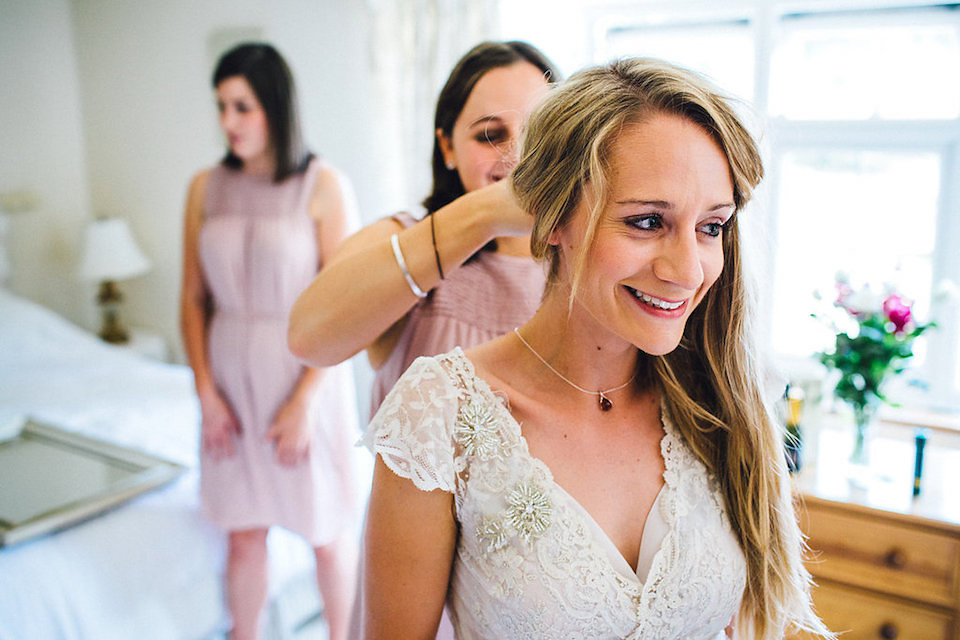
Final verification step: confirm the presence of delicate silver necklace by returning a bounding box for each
[513,328,634,412]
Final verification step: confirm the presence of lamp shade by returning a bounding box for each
[77,218,152,282]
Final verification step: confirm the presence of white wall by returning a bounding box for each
[67,0,387,359]
[2,0,574,362]
[0,0,93,324]
[0,0,509,421]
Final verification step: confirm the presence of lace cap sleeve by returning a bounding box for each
[362,354,461,493]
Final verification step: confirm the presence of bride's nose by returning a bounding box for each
[652,230,704,291]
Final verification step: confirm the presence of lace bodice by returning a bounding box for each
[364,349,746,639]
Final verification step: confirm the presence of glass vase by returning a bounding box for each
[850,412,871,466]
[846,405,876,487]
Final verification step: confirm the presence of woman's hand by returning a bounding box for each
[463,177,534,240]
[288,174,534,370]
[199,391,241,460]
[266,397,312,467]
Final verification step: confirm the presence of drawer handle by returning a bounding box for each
[879,622,899,639]
[884,548,907,569]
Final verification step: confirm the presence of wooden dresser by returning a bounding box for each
[791,416,960,639]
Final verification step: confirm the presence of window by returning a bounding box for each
[770,11,960,120]
[771,149,940,360]
[557,1,960,410]
[602,19,755,104]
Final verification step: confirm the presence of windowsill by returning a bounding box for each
[792,409,960,526]
[876,405,960,436]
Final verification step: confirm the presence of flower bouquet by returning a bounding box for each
[816,275,934,464]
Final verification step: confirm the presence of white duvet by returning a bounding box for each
[0,290,323,640]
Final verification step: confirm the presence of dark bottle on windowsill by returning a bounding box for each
[913,428,928,497]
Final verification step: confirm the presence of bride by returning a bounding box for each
[359,57,833,640]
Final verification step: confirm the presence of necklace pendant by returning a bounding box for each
[598,392,613,411]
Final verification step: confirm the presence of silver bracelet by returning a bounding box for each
[390,233,427,298]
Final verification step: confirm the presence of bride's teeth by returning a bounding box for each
[637,292,682,310]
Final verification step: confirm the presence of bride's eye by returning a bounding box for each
[628,214,663,231]
[698,222,724,238]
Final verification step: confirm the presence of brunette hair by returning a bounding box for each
[512,57,833,639]
[422,40,559,214]
[213,42,312,182]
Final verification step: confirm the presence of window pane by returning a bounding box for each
[770,13,960,119]
[603,21,754,102]
[770,150,940,361]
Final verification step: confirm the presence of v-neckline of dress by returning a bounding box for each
[453,347,671,585]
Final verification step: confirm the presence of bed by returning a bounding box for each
[0,288,367,640]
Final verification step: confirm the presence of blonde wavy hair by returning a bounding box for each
[512,57,832,639]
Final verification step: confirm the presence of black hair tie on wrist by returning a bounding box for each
[430,213,444,280]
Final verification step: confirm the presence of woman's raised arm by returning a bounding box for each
[287,179,531,367]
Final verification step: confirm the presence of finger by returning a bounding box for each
[202,432,219,457]
[222,434,235,458]
[215,436,229,460]
[282,442,307,467]
[264,422,279,443]
[277,447,295,467]
[206,439,222,461]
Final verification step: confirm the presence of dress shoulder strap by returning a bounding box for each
[389,211,420,229]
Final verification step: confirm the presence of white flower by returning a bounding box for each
[454,400,502,460]
[506,481,552,542]
[843,285,882,315]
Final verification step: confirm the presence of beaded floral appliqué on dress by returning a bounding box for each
[476,516,509,553]
[363,348,746,640]
[454,400,503,461]
[504,481,552,542]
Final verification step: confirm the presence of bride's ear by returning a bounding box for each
[546,227,563,247]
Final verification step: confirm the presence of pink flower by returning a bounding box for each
[835,280,853,306]
[883,294,912,333]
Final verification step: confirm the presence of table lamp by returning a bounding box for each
[77,217,152,343]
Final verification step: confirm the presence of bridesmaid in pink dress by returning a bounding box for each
[288,41,561,639]
[180,43,359,640]
[289,41,561,414]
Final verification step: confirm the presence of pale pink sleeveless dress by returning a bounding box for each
[198,159,357,545]
[370,213,548,415]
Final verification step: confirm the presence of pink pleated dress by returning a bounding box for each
[198,159,357,545]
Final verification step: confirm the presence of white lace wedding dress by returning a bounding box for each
[363,348,746,639]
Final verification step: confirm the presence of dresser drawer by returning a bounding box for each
[808,580,954,640]
[801,502,960,608]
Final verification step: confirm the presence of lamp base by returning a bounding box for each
[97,280,130,344]
[99,321,130,344]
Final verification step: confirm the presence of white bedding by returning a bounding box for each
[0,289,336,640]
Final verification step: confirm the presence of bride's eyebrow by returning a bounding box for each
[615,199,670,207]
[615,201,736,212]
